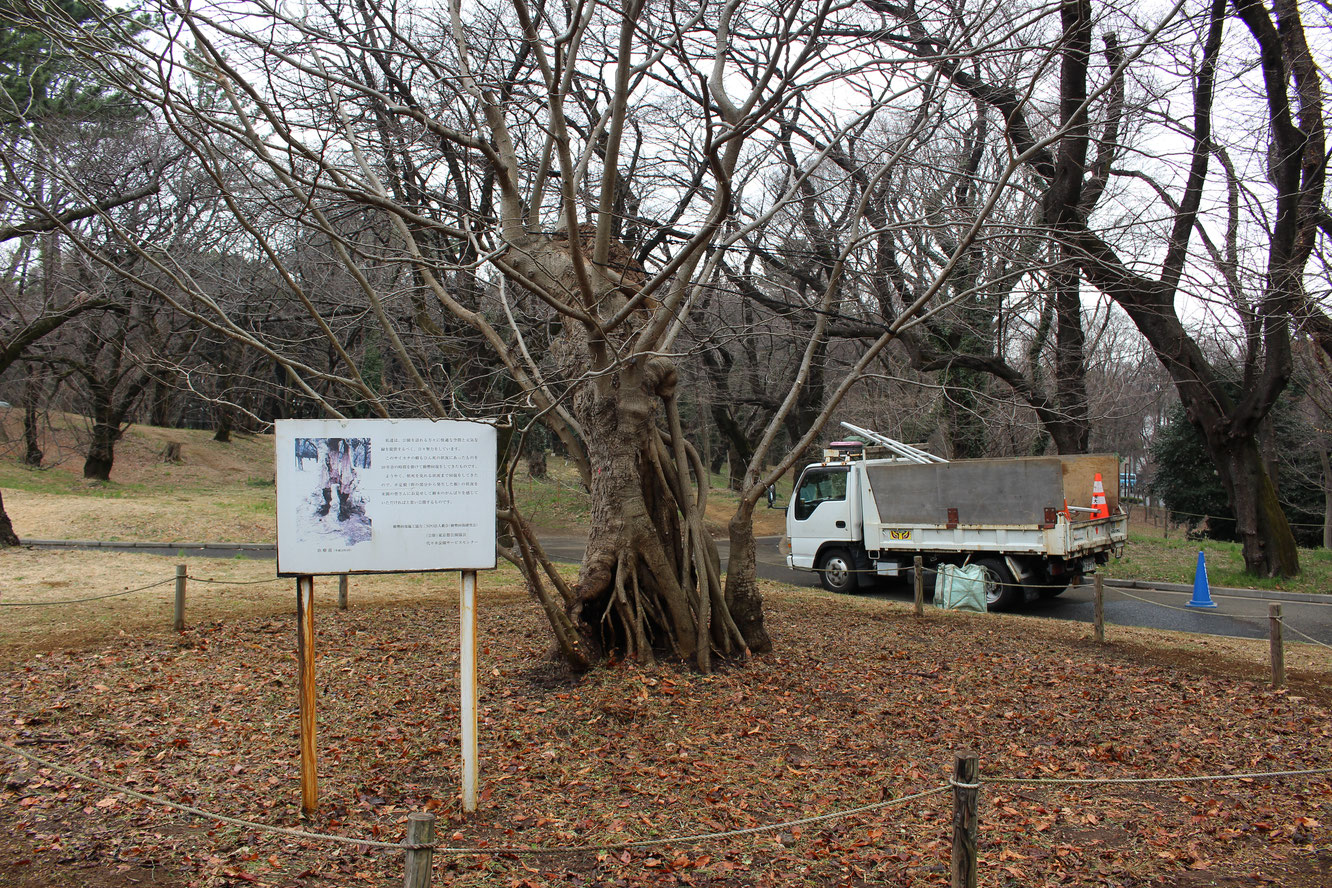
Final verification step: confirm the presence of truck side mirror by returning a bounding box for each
[766,484,777,507]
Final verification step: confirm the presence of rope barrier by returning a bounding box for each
[0,741,410,852]
[1279,619,1332,652]
[0,577,176,607]
[1108,586,1248,617]
[1126,503,1326,530]
[187,576,283,586]
[796,563,1079,590]
[5,738,1329,859]
[0,740,948,855]
[986,766,1332,787]
[800,563,1332,647]
[1099,587,1332,657]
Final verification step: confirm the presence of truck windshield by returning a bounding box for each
[793,467,848,521]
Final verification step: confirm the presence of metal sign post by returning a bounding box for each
[460,569,478,812]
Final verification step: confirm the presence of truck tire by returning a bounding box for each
[818,548,857,594]
[975,558,1022,610]
[1039,579,1072,599]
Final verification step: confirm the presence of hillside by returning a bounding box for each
[0,409,786,543]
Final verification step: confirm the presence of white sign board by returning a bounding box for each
[274,418,497,576]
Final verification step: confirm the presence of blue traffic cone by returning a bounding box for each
[1187,549,1218,608]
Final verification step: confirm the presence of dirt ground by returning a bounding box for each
[1,557,1329,888]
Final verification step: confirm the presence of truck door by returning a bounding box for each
[787,465,854,568]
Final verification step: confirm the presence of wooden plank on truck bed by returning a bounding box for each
[1057,454,1119,514]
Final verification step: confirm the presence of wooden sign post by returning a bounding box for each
[460,570,479,812]
[296,575,317,818]
[274,418,498,819]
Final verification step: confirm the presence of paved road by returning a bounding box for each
[538,534,1332,647]
[26,536,1332,646]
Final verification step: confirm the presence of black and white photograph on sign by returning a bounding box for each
[292,438,372,547]
[275,418,498,575]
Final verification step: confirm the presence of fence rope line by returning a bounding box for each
[1126,503,1326,530]
[5,738,1329,857]
[0,577,176,607]
[986,766,1332,787]
[0,741,947,856]
[0,740,407,852]
[1109,586,1259,618]
[801,568,1332,646]
[1273,619,1332,653]
[795,564,1077,589]
[1097,587,1332,652]
[187,576,284,586]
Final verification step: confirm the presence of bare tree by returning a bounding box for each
[17,0,952,669]
[863,0,1326,576]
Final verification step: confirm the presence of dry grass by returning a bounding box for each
[1,407,788,542]
[0,547,537,659]
[1,408,277,543]
[5,488,276,543]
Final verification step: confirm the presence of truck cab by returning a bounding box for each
[786,450,869,593]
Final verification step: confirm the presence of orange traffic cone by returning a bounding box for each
[1091,473,1109,519]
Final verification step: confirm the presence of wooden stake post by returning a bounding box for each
[1269,604,1285,689]
[1093,575,1105,644]
[402,812,436,888]
[296,575,317,818]
[913,556,924,616]
[951,750,979,888]
[174,564,187,632]
[460,570,479,812]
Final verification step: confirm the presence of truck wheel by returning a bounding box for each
[1039,579,1072,599]
[975,558,1022,610]
[818,549,857,594]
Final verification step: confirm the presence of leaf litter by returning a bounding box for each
[0,580,1329,887]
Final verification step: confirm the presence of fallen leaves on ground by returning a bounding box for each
[1,582,1329,887]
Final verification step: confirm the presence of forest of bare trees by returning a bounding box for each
[1,0,1328,666]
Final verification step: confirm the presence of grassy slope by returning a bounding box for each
[1105,524,1332,595]
[0,408,787,542]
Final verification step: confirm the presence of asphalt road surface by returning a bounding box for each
[537,534,1332,647]
[27,536,1332,647]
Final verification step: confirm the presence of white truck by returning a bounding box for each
[783,426,1128,608]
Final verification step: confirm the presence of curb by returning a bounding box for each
[1101,576,1325,605]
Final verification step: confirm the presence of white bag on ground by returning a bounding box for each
[934,564,988,612]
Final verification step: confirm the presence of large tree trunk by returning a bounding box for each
[506,233,765,670]
[1212,434,1300,576]
[725,503,772,654]
[569,355,696,663]
[559,354,760,669]
[1320,448,1332,550]
[83,418,118,481]
[0,490,19,547]
[213,409,232,443]
[84,393,122,481]
[1050,253,1089,453]
[23,373,43,467]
